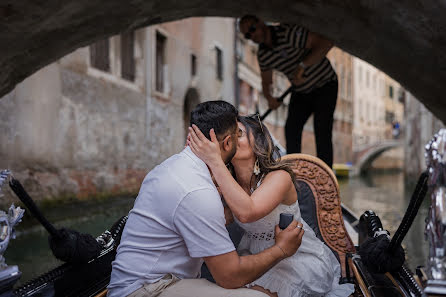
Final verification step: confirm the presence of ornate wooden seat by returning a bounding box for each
[282,153,356,277]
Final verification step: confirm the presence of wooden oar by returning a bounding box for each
[9,177,102,263]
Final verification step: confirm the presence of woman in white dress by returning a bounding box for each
[187,115,354,297]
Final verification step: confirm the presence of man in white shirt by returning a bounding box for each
[108,100,304,297]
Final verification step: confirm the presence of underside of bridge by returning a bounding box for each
[1,1,445,122]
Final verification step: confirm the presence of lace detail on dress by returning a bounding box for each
[245,230,275,241]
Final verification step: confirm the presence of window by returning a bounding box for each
[389,85,394,98]
[398,89,405,103]
[347,76,351,100]
[358,66,362,84]
[380,79,385,96]
[373,106,377,123]
[156,32,167,92]
[121,31,135,81]
[216,46,223,81]
[191,54,197,77]
[90,39,110,72]
[366,102,370,123]
[363,100,367,121]
[339,66,345,98]
[373,75,376,93]
[385,111,395,123]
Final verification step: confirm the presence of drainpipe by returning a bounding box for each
[233,18,240,108]
[144,27,153,139]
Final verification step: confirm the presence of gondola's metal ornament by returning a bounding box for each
[425,129,446,294]
[0,169,24,288]
[0,170,11,198]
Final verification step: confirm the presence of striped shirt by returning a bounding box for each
[257,24,337,93]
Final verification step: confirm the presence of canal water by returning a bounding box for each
[4,170,430,286]
[338,171,429,271]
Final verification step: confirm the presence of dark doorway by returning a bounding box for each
[183,88,200,140]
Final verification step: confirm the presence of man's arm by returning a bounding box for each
[204,221,304,289]
[205,247,282,289]
[291,30,333,85]
[261,69,281,110]
[300,31,333,67]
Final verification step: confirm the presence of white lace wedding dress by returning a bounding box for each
[234,196,355,297]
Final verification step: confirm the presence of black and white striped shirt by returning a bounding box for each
[258,24,337,93]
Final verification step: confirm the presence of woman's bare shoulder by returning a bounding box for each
[260,170,296,204]
[263,169,292,184]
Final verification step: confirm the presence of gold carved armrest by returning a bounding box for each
[282,154,355,276]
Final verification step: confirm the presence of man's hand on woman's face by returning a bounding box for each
[187,125,223,168]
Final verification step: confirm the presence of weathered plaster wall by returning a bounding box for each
[0,64,172,203]
[0,17,236,204]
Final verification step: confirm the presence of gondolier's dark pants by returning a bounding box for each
[285,80,338,168]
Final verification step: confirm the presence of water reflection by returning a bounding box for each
[3,171,430,285]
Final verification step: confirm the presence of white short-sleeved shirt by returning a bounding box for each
[107,147,235,297]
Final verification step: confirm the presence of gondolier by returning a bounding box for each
[239,15,338,167]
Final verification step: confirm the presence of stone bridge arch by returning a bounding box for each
[353,140,403,175]
[1,1,446,122]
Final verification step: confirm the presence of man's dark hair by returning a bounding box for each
[190,100,238,140]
